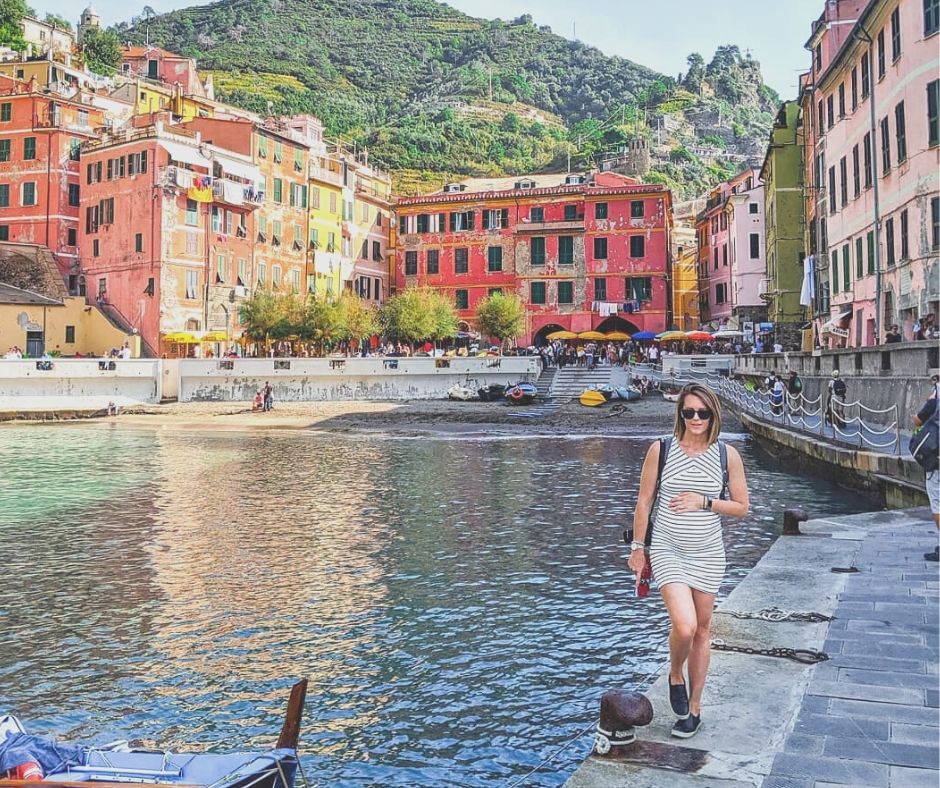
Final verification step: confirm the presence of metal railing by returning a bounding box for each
[627,363,902,455]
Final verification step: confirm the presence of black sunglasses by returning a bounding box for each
[681,408,713,421]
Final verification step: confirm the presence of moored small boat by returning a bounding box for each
[612,386,642,402]
[478,383,507,402]
[0,681,308,788]
[447,383,475,401]
[579,389,607,407]
[505,382,537,405]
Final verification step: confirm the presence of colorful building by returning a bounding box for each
[760,100,806,345]
[179,116,311,304]
[696,168,766,330]
[348,154,392,304]
[0,75,103,284]
[671,199,702,330]
[119,45,212,100]
[394,172,673,345]
[79,122,264,354]
[802,0,939,347]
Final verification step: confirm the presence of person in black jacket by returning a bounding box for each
[913,376,940,561]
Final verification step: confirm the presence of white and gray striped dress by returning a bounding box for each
[650,440,726,594]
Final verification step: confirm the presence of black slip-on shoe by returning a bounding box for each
[925,547,939,562]
[671,713,701,738]
[669,680,689,719]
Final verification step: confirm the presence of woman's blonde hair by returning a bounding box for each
[673,383,722,444]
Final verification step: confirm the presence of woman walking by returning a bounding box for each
[627,384,749,737]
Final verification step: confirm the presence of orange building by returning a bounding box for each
[80,122,263,355]
[119,45,211,99]
[179,116,311,297]
[0,75,102,285]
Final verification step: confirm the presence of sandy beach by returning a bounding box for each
[0,395,711,436]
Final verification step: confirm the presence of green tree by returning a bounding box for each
[380,287,455,348]
[475,291,524,350]
[82,26,122,75]
[43,12,72,30]
[239,289,283,344]
[333,291,378,342]
[0,0,28,50]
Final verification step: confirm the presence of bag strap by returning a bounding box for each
[719,440,729,500]
[644,436,671,547]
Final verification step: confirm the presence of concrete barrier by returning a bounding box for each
[0,359,162,407]
[177,356,542,402]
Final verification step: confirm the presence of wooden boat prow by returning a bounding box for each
[0,680,308,788]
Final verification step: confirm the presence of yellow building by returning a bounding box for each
[111,79,216,122]
[308,152,345,295]
[0,284,136,357]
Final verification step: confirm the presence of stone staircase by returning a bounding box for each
[534,367,557,399]
[549,366,613,399]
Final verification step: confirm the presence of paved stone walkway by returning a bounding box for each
[764,509,939,788]
[565,508,939,787]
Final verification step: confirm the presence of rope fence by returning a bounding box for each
[627,364,902,455]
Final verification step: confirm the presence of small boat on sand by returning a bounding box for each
[447,383,475,401]
[613,386,642,402]
[579,389,607,407]
[0,681,308,788]
[505,382,537,405]
[478,383,507,402]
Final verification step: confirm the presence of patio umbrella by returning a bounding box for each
[162,332,199,343]
[686,330,713,342]
[201,331,229,342]
[604,331,632,340]
[632,331,656,341]
[656,331,688,341]
[712,329,744,339]
[577,331,606,340]
[546,330,578,340]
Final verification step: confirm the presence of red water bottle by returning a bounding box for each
[636,558,652,598]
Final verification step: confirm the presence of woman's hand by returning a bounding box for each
[669,491,705,513]
[627,549,647,574]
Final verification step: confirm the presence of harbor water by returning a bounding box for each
[0,426,865,786]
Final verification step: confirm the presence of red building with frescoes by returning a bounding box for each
[393,172,673,344]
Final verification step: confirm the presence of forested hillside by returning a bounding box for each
[117,0,780,197]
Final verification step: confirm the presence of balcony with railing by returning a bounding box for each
[515,216,585,234]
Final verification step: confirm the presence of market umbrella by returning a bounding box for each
[201,331,229,342]
[546,330,577,340]
[632,331,656,341]
[162,332,199,343]
[604,331,632,340]
[577,331,606,340]
[686,330,713,342]
[656,331,688,341]
[712,330,744,339]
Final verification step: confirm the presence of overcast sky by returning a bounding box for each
[44,0,821,97]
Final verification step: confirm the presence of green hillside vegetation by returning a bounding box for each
[118,1,779,197]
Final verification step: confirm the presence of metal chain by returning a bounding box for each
[710,639,830,664]
[718,607,835,623]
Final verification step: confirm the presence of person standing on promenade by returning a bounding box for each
[912,376,940,561]
[884,324,903,344]
[826,371,847,429]
[628,384,750,738]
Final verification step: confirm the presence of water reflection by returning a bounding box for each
[0,427,864,785]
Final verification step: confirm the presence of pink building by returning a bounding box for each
[696,168,768,329]
[805,0,939,347]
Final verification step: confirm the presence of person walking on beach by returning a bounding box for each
[628,384,750,738]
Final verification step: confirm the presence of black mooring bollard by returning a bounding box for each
[593,691,653,755]
[783,508,809,536]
